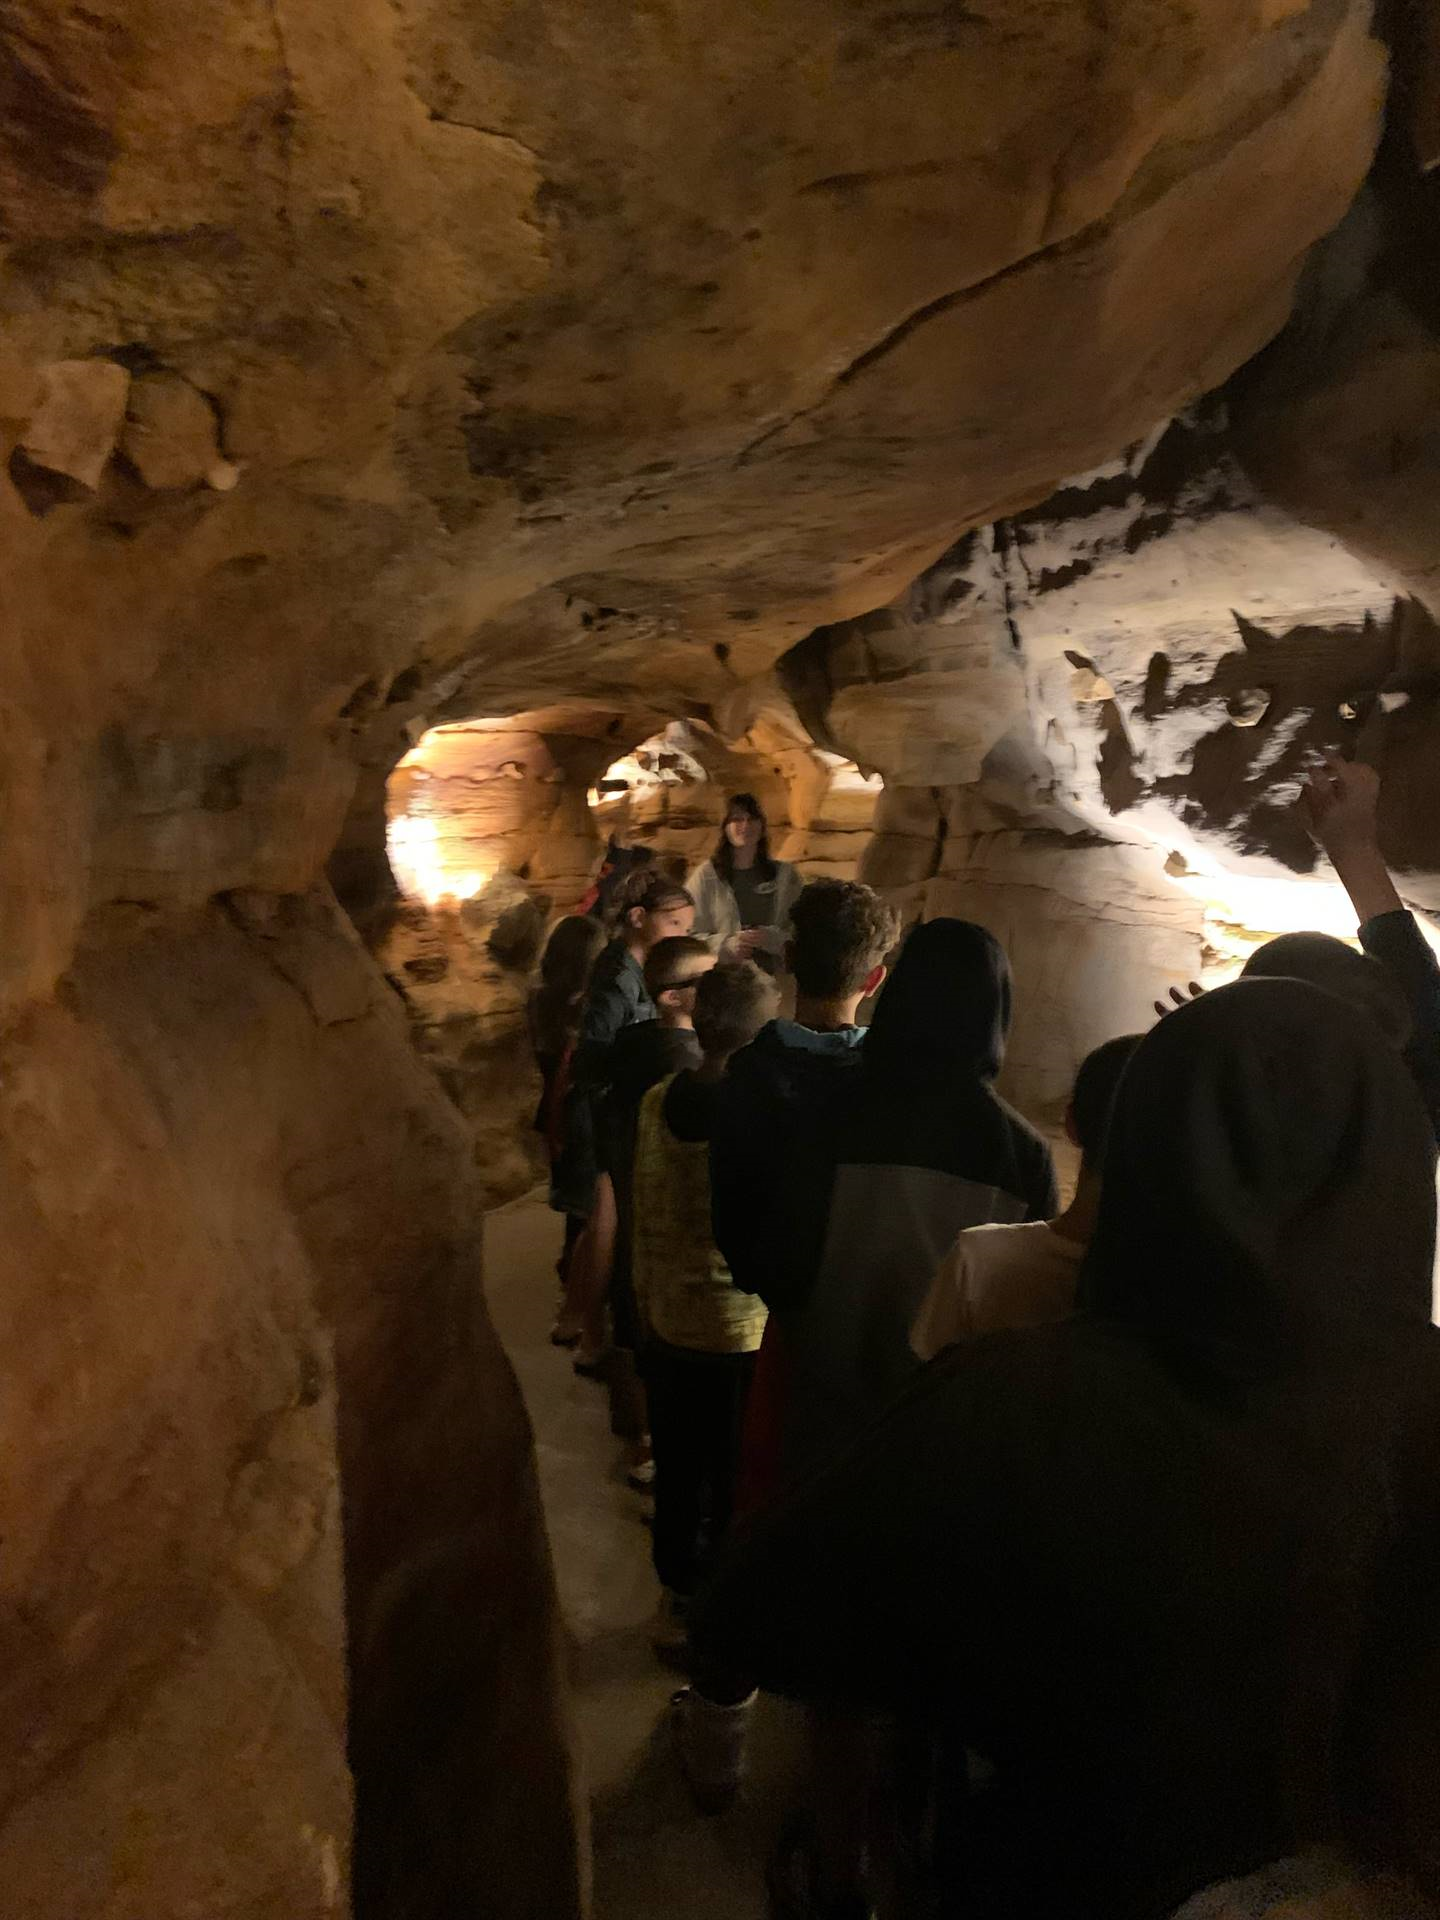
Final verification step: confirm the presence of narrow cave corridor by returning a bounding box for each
[5,4,1440,1919]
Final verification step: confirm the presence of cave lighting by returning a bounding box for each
[387,811,488,906]
[1171,869,1440,977]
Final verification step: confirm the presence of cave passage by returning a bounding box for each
[6,4,1440,1917]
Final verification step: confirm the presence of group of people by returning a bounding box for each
[527,764,1440,1920]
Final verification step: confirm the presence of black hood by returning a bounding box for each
[1243,931,1412,1049]
[1081,977,1435,1386]
[864,917,1011,1086]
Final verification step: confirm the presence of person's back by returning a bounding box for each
[710,878,898,1311]
[599,937,715,1354]
[695,980,1440,1919]
[633,962,778,1357]
[634,962,779,1623]
[778,918,1057,1480]
[911,1031,1142,1360]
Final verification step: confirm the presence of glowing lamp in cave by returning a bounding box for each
[387,811,488,906]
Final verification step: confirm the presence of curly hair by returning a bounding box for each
[788,878,899,998]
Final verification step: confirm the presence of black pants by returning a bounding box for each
[644,1340,756,1597]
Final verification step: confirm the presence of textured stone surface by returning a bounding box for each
[0,0,1410,1910]
[0,893,583,1918]
[0,0,1387,1024]
[789,406,1440,902]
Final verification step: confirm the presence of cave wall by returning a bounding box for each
[785,404,1440,1123]
[0,893,583,1918]
[0,0,1412,1911]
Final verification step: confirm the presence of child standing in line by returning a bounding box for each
[553,872,696,1349]
[631,961,780,1651]
[910,1031,1142,1360]
[589,936,718,1482]
[528,914,609,1295]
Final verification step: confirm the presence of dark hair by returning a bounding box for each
[864,918,1011,1084]
[788,878,899,999]
[615,865,693,924]
[532,914,607,1058]
[713,791,776,885]
[643,934,714,999]
[694,959,780,1059]
[1069,1033,1144,1164]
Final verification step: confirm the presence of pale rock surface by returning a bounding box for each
[0,892,583,1919]
[0,0,1406,1911]
[120,370,234,491]
[14,356,128,493]
[859,785,1204,1123]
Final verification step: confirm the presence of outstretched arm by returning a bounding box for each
[1301,754,1404,923]
[1304,755,1440,1143]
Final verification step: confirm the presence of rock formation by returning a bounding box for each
[2,0,1431,1914]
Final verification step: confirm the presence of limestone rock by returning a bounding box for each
[786,407,1440,899]
[0,2,1417,1913]
[14,357,128,493]
[0,0,1389,1011]
[120,370,233,491]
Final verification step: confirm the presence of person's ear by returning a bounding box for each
[862,961,887,997]
[1064,1103,1080,1150]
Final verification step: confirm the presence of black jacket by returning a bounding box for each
[709,1017,867,1310]
[1360,907,1440,1142]
[774,921,1056,1479]
[696,980,1440,1920]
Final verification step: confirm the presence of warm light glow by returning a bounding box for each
[1167,869,1440,979]
[587,732,710,811]
[387,811,488,906]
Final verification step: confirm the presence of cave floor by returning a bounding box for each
[486,1189,808,1920]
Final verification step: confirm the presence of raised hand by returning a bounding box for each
[1153,981,1205,1020]
[1300,753,1380,854]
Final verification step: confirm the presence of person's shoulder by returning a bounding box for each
[987,1088,1053,1155]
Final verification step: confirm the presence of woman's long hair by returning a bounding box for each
[712,791,777,884]
[531,913,607,1060]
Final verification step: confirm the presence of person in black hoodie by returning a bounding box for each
[711,877,898,1305]
[709,877,898,1514]
[770,916,1057,1486]
[693,979,1440,1920]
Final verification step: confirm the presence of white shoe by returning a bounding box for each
[670,1685,756,1813]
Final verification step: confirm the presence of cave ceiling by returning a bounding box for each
[3,0,1438,1006]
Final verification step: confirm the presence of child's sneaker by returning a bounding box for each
[670,1685,755,1813]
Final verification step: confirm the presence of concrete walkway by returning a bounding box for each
[485,1190,806,1920]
